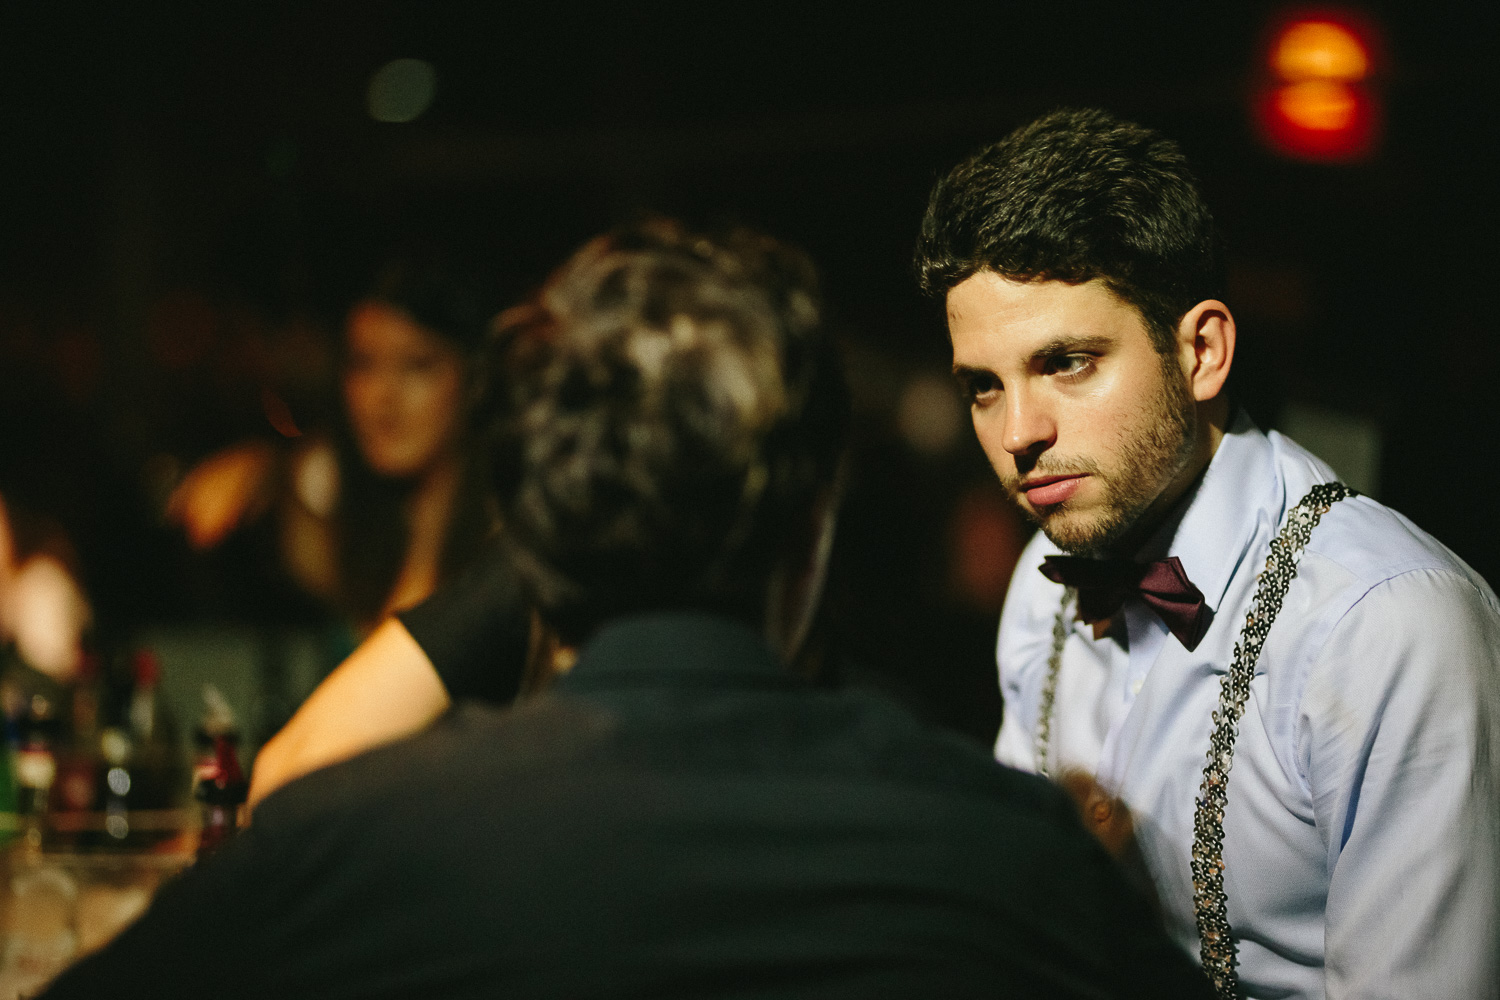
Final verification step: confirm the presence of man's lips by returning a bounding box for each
[1020,474,1087,507]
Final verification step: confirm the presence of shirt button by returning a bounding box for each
[1130,677,1144,696]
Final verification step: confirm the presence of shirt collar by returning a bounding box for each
[553,611,788,693]
[1134,408,1279,614]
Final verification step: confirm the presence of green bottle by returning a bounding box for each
[0,730,18,845]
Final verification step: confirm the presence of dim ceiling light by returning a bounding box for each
[367,58,437,124]
[1272,20,1370,82]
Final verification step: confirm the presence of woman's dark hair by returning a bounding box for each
[479,219,849,644]
[362,249,495,357]
[914,108,1225,352]
[334,247,498,623]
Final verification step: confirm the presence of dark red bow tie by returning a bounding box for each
[1039,554,1211,651]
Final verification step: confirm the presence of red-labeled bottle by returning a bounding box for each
[193,732,247,860]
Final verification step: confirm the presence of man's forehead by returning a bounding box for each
[945,273,1136,355]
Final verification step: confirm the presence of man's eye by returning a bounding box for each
[1050,355,1092,377]
[959,373,1001,403]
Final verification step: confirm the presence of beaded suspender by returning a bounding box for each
[1033,482,1355,999]
[1032,589,1072,780]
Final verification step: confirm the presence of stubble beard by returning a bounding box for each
[1004,357,1199,558]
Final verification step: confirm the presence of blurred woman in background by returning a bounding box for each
[168,251,498,632]
[171,252,532,802]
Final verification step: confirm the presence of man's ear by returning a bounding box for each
[1176,299,1236,403]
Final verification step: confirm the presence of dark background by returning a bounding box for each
[2,1,1495,745]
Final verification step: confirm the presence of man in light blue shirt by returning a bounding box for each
[915,108,1500,999]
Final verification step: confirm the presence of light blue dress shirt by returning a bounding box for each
[995,413,1500,999]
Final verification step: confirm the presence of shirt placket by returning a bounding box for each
[1095,600,1168,789]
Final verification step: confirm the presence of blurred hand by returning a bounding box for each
[1058,768,1137,858]
[1058,767,1162,915]
[166,441,277,550]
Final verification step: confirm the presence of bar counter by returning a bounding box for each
[0,816,198,998]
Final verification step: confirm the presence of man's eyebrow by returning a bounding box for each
[1028,335,1112,365]
[951,362,992,380]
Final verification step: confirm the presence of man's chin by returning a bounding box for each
[1004,488,1126,555]
[1036,507,1124,557]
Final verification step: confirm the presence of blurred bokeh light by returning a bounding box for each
[367,58,437,123]
[1256,11,1381,162]
[1272,20,1370,81]
[896,374,963,457]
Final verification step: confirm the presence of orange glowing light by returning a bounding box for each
[1275,79,1359,131]
[1254,9,1382,162]
[1272,20,1370,81]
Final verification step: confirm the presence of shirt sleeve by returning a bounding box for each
[396,541,530,704]
[1300,567,1500,999]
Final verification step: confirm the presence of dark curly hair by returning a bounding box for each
[914,108,1225,352]
[478,220,849,644]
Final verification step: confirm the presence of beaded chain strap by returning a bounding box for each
[1033,587,1074,779]
[1191,481,1354,997]
[1032,482,1355,998]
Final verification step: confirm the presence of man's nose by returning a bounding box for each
[1002,389,1055,456]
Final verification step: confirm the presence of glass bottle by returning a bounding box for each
[48,652,104,849]
[193,733,247,860]
[13,694,60,849]
[123,648,181,844]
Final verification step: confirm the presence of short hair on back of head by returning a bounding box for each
[478,219,849,644]
[914,108,1225,352]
